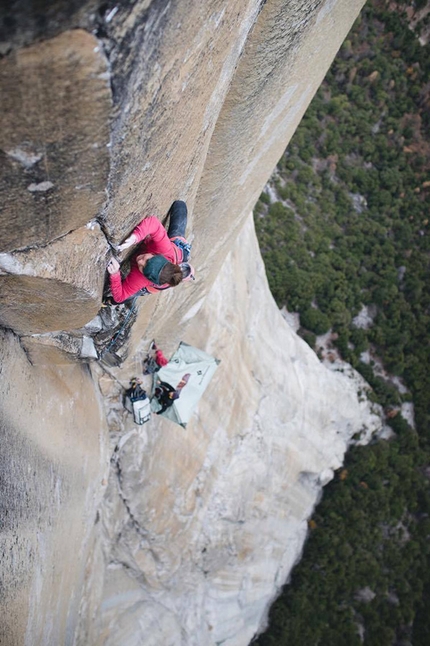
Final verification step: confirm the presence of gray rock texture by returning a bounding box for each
[0,223,107,334]
[82,216,381,646]
[0,29,111,252]
[0,328,109,646]
[0,28,111,332]
[0,1,368,645]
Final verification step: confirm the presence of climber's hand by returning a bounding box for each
[107,258,120,275]
[117,234,137,252]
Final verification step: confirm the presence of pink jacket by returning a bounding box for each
[110,217,184,303]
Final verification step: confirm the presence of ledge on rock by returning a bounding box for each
[0,29,111,252]
[0,224,108,334]
[21,332,98,365]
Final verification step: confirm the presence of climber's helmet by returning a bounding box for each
[180,262,195,282]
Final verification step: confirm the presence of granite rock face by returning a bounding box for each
[117,0,367,361]
[0,0,365,339]
[103,0,264,242]
[0,222,107,333]
[0,29,111,251]
[0,28,111,333]
[0,1,369,645]
[194,0,362,282]
[84,217,382,646]
[0,328,109,646]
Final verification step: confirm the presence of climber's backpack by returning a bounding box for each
[124,380,151,425]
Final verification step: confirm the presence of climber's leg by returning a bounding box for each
[167,200,188,238]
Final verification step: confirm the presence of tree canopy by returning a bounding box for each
[254,1,430,643]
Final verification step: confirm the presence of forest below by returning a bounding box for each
[254,1,430,644]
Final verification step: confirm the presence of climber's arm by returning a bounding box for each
[109,267,151,303]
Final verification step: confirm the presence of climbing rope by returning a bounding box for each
[99,295,139,360]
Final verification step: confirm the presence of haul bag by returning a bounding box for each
[124,380,151,425]
[131,397,151,425]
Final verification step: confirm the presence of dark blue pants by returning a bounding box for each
[167,200,188,238]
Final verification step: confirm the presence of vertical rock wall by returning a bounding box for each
[88,216,382,646]
[0,1,369,645]
[103,0,264,241]
[125,0,366,358]
[0,329,109,646]
[0,0,365,341]
[0,29,111,333]
[193,0,365,287]
[0,29,110,252]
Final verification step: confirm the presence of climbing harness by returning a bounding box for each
[172,237,192,262]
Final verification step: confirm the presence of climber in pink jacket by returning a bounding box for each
[106,201,194,303]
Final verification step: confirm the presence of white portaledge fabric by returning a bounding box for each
[151,342,220,427]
